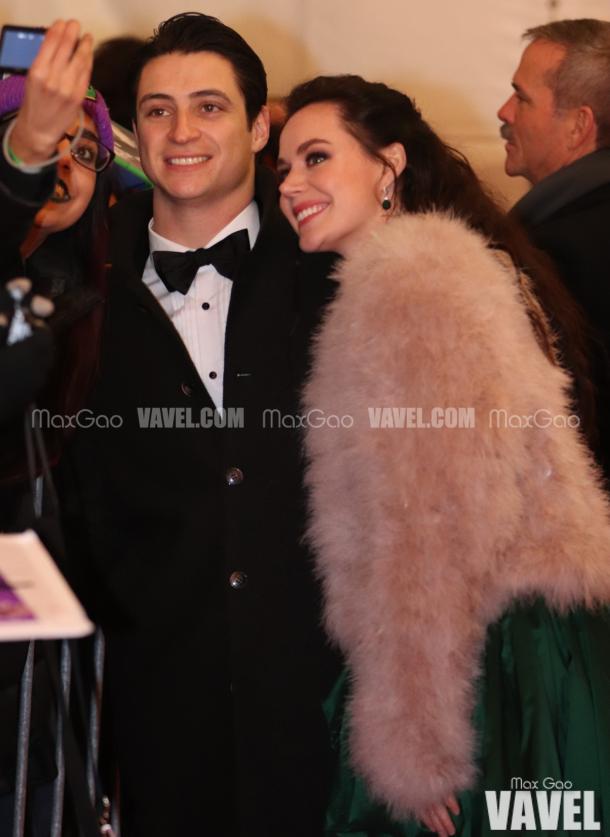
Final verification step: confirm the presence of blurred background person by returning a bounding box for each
[0,23,113,835]
[91,35,145,131]
[499,19,610,484]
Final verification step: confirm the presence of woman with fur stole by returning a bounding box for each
[278,75,610,837]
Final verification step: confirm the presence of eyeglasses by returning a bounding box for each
[61,131,115,173]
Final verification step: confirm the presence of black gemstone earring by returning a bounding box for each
[381,187,391,211]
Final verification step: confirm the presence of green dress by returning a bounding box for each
[324,600,610,836]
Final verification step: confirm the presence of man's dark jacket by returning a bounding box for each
[58,168,340,837]
[513,149,610,478]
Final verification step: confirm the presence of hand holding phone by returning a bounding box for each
[8,20,93,166]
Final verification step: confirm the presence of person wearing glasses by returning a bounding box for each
[0,20,114,528]
[0,23,114,834]
[0,21,114,441]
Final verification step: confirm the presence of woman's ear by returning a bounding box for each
[381,142,407,188]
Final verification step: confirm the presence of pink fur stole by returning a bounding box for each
[303,212,610,819]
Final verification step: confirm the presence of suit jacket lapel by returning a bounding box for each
[107,189,217,410]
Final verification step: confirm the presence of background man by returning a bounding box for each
[498,18,610,477]
[60,12,338,836]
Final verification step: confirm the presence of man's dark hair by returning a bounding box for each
[133,12,267,126]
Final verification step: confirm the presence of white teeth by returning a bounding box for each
[168,156,210,165]
[296,204,327,223]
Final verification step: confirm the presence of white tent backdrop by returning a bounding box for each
[3,0,610,204]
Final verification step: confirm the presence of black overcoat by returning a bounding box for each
[58,167,340,836]
[515,177,610,478]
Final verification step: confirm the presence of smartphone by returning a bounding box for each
[0,25,46,75]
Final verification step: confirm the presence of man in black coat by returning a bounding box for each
[498,19,610,476]
[58,13,339,836]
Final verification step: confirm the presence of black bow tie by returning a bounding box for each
[152,228,250,295]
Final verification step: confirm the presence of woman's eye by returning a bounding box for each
[306,151,328,166]
[277,167,289,183]
[74,145,96,163]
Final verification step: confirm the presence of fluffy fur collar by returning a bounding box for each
[303,212,610,818]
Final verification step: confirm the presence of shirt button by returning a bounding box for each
[229,571,248,589]
[209,371,217,379]
[181,382,193,397]
[202,302,210,310]
[225,467,244,486]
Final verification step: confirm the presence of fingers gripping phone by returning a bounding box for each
[0,25,46,76]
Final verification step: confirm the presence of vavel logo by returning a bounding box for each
[485,778,601,831]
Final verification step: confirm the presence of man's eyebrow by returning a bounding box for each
[512,81,531,100]
[138,89,232,107]
[138,92,174,107]
[190,89,232,104]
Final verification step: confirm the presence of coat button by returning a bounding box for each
[225,467,244,486]
[181,382,193,397]
[229,571,248,589]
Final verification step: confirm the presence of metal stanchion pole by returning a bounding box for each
[13,641,35,837]
[87,630,105,802]
[50,640,72,837]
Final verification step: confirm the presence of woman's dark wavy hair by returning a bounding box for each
[1,163,111,482]
[284,75,598,447]
[45,166,112,437]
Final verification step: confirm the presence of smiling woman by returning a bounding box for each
[0,20,116,831]
[0,20,114,458]
[279,74,610,837]
[21,114,99,244]
[278,101,404,256]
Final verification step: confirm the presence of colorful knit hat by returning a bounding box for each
[0,74,114,151]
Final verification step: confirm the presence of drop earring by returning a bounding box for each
[381,187,392,211]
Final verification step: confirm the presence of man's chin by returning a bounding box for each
[156,183,212,204]
[503,152,523,179]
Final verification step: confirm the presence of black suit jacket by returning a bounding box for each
[59,168,339,836]
[514,178,610,478]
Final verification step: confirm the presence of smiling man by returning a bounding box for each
[59,12,337,837]
[135,49,268,245]
[498,19,610,479]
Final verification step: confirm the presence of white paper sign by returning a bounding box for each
[0,530,93,641]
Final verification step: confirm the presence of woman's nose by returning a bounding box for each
[56,136,73,168]
[279,167,304,196]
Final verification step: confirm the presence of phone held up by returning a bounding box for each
[0,25,46,77]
